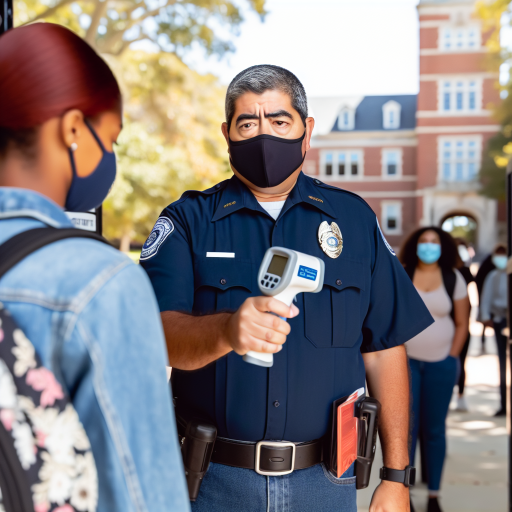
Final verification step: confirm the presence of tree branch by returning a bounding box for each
[85,0,109,45]
[21,0,75,25]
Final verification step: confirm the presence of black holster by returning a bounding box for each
[176,412,217,502]
[354,397,381,489]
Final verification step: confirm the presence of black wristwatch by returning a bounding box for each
[379,466,416,488]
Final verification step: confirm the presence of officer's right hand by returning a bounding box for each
[225,297,299,356]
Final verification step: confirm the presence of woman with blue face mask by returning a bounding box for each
[399,227,471,512]
[480,244,508,417]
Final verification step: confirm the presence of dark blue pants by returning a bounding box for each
[409,356,458,492]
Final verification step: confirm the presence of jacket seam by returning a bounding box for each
[76,319,149,512]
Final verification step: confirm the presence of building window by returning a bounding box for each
[440,26,481,51]
[439,137,481,182]
[382,100,401,130]
[382,149,402,178]
[337,107,355,131]
[321,150,363,179]
[440,80,480,113]
[381,202,402,235]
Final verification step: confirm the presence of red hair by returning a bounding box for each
[0,23,121,130]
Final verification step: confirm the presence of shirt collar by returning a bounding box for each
[212,172,337,222]
[0,188,74,228]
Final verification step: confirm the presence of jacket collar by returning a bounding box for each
[211,172,337,222]
[0,188,74,228]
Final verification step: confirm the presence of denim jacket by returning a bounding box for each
[0,188,190,512]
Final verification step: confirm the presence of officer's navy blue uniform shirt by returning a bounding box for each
[141,172,433,443]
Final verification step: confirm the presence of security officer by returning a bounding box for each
[141,65,433,512]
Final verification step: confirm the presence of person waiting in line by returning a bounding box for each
[399,227,470,512]
[480,243,508,417]
[0,24,189,511]
[453,238,475,412]
[475,252,496,355]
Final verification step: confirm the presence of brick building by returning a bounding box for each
[304,0,501,255]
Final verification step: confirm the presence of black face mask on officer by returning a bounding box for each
[228,131,306,188]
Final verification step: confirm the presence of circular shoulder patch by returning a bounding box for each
[140,217,175,261]
[376,218,396,256]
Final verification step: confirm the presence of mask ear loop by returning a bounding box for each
[84,119,110,154]
[68,147,78,177]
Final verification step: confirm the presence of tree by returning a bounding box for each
[15,0,266,56]
[477,0,512,201]
[103,51,230,250]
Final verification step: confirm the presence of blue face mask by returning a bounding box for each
[65,120,117,212]
[417,243,441,264]
[492,255,507,270]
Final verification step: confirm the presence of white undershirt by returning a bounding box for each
[258,200,286,221]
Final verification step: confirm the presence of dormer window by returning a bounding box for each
[337,107,355,131]
[382,100,401,130]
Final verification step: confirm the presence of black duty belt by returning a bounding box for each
[211,437,323,476]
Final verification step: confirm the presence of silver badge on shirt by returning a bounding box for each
[318,221,343,259]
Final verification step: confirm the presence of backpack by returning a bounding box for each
[405,266,456,320]
[0,227,108,512]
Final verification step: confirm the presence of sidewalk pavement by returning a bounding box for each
[357,330,507,512]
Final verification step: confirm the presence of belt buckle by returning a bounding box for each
[255,441,296,476]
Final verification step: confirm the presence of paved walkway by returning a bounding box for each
[357,329,507,512]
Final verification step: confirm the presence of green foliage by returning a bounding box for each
[15,0,266,56]
[103,51,230,245]
[477,0,512,200]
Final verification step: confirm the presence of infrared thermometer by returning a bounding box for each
[243,247,325,367]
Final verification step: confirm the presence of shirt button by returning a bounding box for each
[336,279,342,286]
[314,179,321,184]
[220,278,227,285]
[274,401,280,408]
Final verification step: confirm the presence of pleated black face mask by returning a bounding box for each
[229,132,306,188]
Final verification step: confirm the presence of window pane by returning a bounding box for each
[456,162,464,180]
[468,162,476,179]
[339,163,345,175]
[387,218,397,229]
[469,91,476,110]
[325,153,333,176]
[456,92,463,110]
[351,164,358,175]
[343,112,349,125]
[443,163,451,180]
[444,92,451,110]
[387,164,397,175]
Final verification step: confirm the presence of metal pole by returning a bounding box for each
[0,0,13,35]
[507,160,512,512]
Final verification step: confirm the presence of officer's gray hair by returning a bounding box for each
[225,65,308,127]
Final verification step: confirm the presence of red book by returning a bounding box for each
[337,390,360,478]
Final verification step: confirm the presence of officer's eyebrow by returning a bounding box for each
[235,110,294,125]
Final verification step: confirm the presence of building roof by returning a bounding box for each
[333,95,417,132]
[419,0,474,3]
[308,96,364,136]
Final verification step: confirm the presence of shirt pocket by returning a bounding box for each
[304,259,366,349]
[194,258,254,312]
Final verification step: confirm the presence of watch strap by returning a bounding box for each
[379,466,416,488]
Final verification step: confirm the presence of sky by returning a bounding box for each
[183,0,421,98]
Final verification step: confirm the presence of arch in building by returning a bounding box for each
[440,210,478,246]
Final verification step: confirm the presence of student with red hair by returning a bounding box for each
[0,23,189,511]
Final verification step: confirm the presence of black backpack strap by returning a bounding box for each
[0,227,109,280]
[441,268,457,321]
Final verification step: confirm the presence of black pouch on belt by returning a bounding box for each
[176,411,217,501]
[354,397,381,489]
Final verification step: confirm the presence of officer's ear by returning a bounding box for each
[303,117,315,153]
[221,122,230,153]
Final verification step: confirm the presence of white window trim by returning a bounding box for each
[439,25,481,52]
[320,149,364,181]
[437,78,482,114]
[381,201,403,235]
[337,107,355,131]
[381,148,403,180]
[382,101,401,130]
[437,135,482,183]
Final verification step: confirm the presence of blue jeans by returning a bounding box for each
[409,356,458,492]
[191,462,356,512]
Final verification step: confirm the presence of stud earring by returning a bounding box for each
[70,142,78,152]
